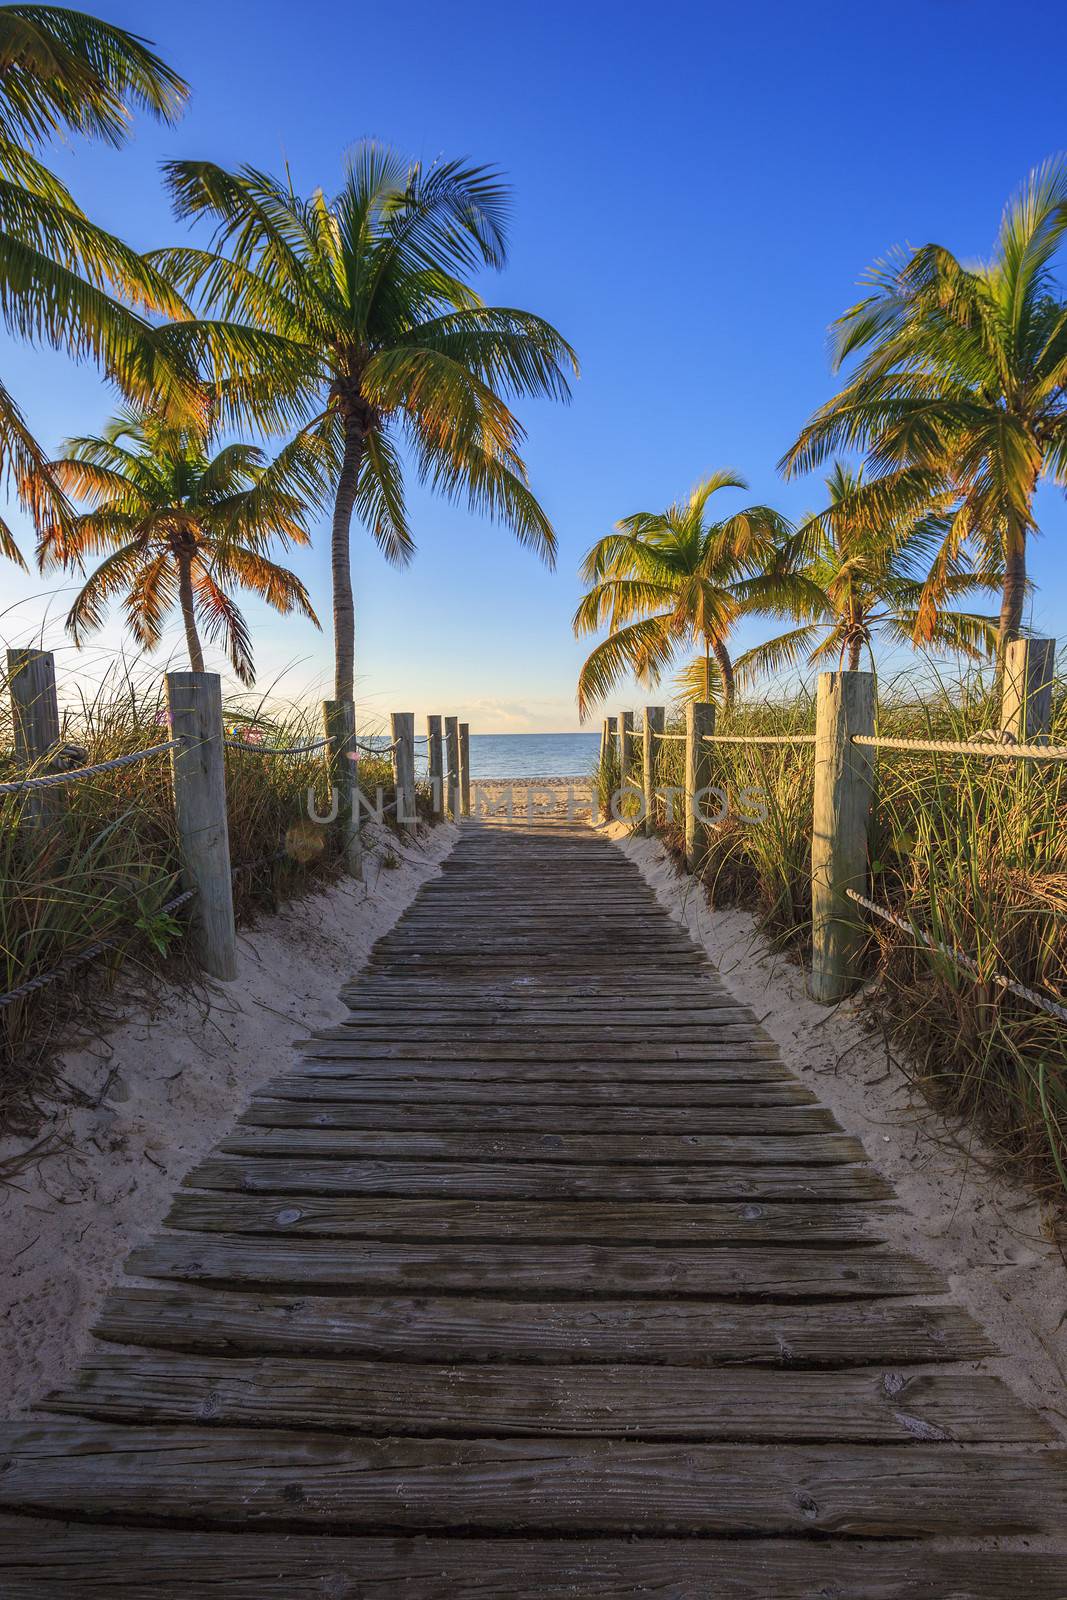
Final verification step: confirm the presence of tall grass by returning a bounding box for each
[610,664,1067,1198]
[0,666,411,1130]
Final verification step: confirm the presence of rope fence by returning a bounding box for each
[846,887,1067,1026]
[611,632,1062,1005]
[224,737,328,756]
[703,733,816,746]
[2,649,466,997]
[0,740,180,795]
[852,734,1067,761]
[0,887,196,1011]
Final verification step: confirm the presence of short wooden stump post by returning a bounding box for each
[685,700,716,872]
[811,670,875,1003]
[1001,638,1055,744]
[458,723,472,818]
[167,671,237,982]
[391,712,416,834]
[618,710,634,793]
[426,714,444,820]
[642,705,664,837]
[444,716,460,821]
[7,648,63,827]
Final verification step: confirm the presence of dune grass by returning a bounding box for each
[0,667,412,1131]
[613,665,1067,1198]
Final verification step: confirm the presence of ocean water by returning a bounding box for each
[464,733,600,779]
[359,731,602,779]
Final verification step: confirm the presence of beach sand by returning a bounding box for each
[608,823,1067,1440]
[0,821,457,1413]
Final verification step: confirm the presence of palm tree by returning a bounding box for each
[735,463,1000,682]
[0,4,192,566]
[53,407,320,684]
[151,143,579,703]
[572,473,795,717]
[781,157,1067,663]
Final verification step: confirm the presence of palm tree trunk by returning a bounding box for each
[176,552,205,673]
[996,519,1028,667]
[331,412,365,704]
[847,638,862,672]
[704,643,712,702]
[709,636,734,710]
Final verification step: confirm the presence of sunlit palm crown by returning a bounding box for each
[781,157,1067,653]
[52,407,320,684]
[0,3,192,567]
[151,144,579,569]
[736,463,1001,681]
[572,473,797,717]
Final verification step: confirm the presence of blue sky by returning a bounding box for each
[3,0,1066,730]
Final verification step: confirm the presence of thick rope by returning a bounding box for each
[852,734,1067,760]
[0,741,180,795]
[0,888,196,1011]
[225,738,328,756]
[703,733,816,745]
[846,887,1067,1025]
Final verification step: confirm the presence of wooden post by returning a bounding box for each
[618,710,634,793]
[642,705,664,837]
[444,716,460,821]
[7,648,62,826]
[1001,637,1055,744]
[426,714,444,820]
[811,670,876,1004]
[391,711,416,834]
[684,700,716,873]
[322,699,362,879]
[458,723,472,818]
[167,671,237,982]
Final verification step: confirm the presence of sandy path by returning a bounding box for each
[0,822,457,1414]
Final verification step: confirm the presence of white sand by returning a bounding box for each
[0,821,457,1414]
[609,825,1067,1437]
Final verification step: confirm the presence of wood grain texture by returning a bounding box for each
[93,1285,995,1366]
[238,1097,838,1132]
[166,1192,893,1244]
[182,1154,893,1200]
[3,1525,1065,1600]
[126,1235,942,1297]
[215,1126,867,1165]
[3,813,1058,1592]
[45,1353,1051,1442]
[1,1423,1063,1536]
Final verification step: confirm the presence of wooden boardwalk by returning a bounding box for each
[1,816,1065,1595]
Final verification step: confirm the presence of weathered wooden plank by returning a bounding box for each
[216,1127,867,1166]
[239,1099,839,1133]
[334,1013,759,1033]
[2,1525,1063,1600]
[45,1353,1050,1443]
[127,1235,939,1297]
[166,1192,893,1245]
[93,1286,995,1367]
[1,1423,1063,1535]
[183,1155,892,1201]
[260,1076,817,1107]
[340,984,739,1003]
[295,1049,788,1073]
